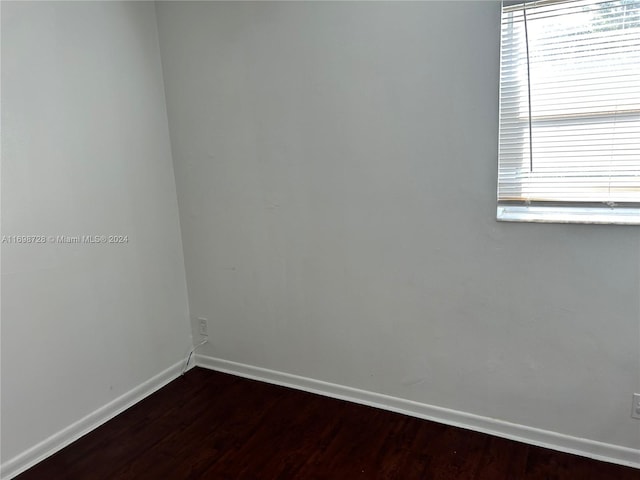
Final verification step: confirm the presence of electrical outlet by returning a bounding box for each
[198,317,208,336]
[632,393,640,419]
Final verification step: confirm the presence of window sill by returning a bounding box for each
[497,205,640,225]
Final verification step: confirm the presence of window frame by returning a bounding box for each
[496,0,640,224]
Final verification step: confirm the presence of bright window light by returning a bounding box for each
[497,0,640,224]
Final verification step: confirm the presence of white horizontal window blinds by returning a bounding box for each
[497,0,640,223]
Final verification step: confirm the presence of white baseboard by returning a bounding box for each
[1,360,187,480]
[196,354,640,470]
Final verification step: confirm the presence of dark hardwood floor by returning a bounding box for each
[16,367,638,479]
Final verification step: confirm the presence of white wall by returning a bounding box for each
[1,1,191,464]
[156,1,640,452]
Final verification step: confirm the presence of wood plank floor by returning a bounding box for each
[16,367,639,479]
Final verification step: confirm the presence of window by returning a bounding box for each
[497,0,640,223]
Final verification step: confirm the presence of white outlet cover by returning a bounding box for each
[632,393,640,419]
[198,317,208,336]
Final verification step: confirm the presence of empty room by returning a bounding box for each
[1,0,639,478]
